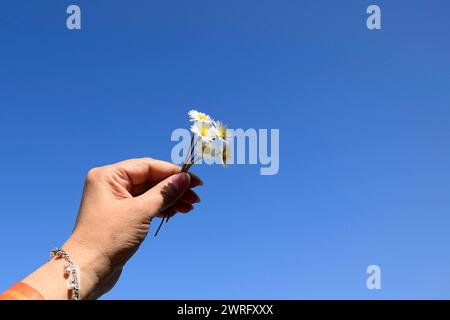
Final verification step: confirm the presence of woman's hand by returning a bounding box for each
[23,158,202,299]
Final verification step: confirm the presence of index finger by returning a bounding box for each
[111,157,203,187]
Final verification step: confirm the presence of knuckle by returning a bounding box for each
[86,167,104,182]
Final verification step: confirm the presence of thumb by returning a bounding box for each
[139,172,191,215]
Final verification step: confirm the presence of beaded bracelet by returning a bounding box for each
[50,248,80,300]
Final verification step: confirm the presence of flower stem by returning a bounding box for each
[155,133,195,237]
[154,218,165,237]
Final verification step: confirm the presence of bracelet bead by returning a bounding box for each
[50,248,80,300]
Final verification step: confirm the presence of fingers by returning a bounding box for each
[158,206,177,219]
[156,189,200,218]
[103,158,203,218]
[112,157,179,186]
[180,189,201,204]
[187,172,203,188]
[139,172,191,215]
[157,201,195,218]
[109,157,203,194]
[172,201,194,213]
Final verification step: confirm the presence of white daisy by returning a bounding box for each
[188,109,212,123]
[190,122,215,142]
[220,144,233,167]
[195,141,217,159]
[212,120,229,143]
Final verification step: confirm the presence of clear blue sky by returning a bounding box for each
[1,0,450,299]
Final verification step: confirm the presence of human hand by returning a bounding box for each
[24,158,202,299]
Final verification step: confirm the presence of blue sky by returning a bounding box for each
[1,0,450,299]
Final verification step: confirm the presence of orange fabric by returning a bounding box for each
[0,282,45,300]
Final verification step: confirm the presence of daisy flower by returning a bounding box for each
[155,108,230,237]
[195,141,217,159]
[190,122,215,142]
[188,109,212,123]
[212,120,229,143]
[220,144,233,167]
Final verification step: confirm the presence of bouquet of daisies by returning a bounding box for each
[154,110,230,236]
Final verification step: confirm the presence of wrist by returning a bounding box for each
[22,236,115,300]
[61,236,115,299]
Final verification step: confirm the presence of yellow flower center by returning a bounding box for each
[200,127,208,136]
[198,114,206,120]
[217,128,225,138]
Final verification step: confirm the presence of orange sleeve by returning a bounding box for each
[0,282,45,300]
